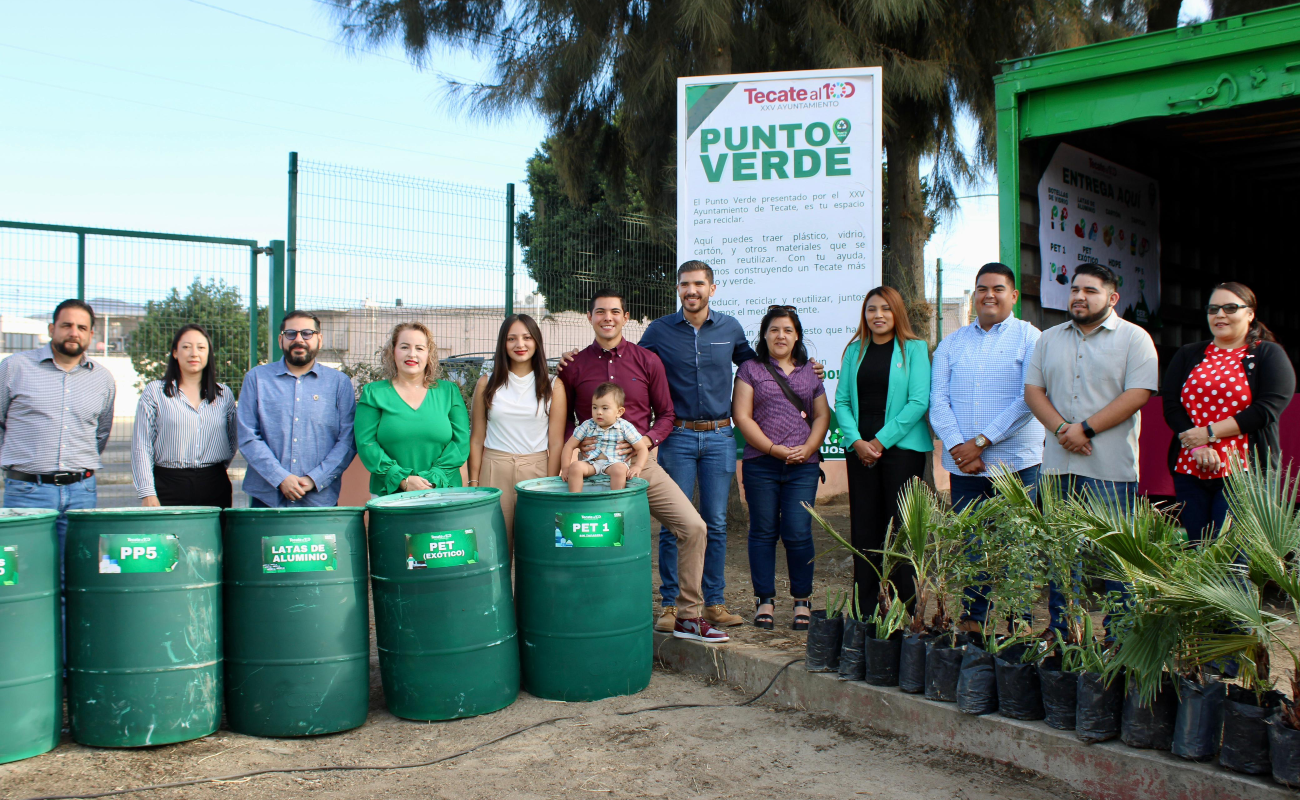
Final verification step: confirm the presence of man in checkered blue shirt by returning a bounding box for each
[929,263,1044,630]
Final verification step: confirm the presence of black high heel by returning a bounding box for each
[754,597,775,630]
[792,599,812,631]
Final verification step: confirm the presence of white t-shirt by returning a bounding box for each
[483,370,551,454]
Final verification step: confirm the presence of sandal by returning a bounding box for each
[793,599,812,631]
[754,596,775,630]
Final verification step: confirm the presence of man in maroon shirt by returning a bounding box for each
[558,289,728,643]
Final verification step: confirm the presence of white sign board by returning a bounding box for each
[676,68,882,458]
[1037,143,1160,324]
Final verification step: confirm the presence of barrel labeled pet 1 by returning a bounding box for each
[222,506,369,736]
[514,476,652,701]
[367,488,518,720]
[0,509,60,764]
[64,506,222,747]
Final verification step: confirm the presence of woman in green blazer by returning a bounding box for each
[834,286,933,609]
[355,322,470,496]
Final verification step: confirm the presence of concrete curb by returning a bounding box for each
[652,632,1290,800]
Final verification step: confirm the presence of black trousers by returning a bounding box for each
[845,447,926,615]
[153,464,233,509]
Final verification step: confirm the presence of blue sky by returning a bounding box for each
[2,0,1212,302]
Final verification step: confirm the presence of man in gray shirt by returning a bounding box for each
[1,299,116,575]
[1025,264,1158,634]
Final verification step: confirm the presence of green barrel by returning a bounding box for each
[222,507,369,737]
[514,476,652,701]
[0,509,60,764]
[367,488,518,720]
[65,506,222,747]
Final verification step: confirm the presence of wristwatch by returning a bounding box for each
[1081,420,1097,439]
[974,434,990,449]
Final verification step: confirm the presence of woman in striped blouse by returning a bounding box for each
[131,324,238,508]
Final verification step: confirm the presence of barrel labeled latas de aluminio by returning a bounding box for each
[65,506,222,748]
[0,508,60,764]
[514,476,652,701]
[366,488,518,720]
[222,506,369,737]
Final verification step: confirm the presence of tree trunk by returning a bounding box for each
[883,115,933,341]
[1146,0,1182,31]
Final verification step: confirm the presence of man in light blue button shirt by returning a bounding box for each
[929,263,1044,629]
[237,311,357,507]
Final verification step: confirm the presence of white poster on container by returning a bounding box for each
[676,68,882,458]
[1037,143,1160,324]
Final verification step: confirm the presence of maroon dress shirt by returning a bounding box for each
[559,339,676,447]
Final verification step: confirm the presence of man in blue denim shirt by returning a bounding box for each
[237,311,357,508]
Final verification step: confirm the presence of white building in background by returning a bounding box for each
[0,314,48,353]
[930,291,974,345]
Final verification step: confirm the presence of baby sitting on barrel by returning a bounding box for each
[560,382,649,492]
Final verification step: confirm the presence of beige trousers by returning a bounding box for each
[641,452,707,619]
[480,447,549,553]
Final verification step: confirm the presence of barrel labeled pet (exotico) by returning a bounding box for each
[223,506,369,736]
[65,506,222,747]
[0,509,60,764]
[514,476,652,701]
[367,488,518,720]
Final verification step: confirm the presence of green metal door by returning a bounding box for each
[514,476,652,701]
[0,509,60,764]
[367,488,518,720]
[65,507,222,747]
[222,507,369,736]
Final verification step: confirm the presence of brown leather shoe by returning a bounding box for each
[704,604,744,627]
[655,606,678,633]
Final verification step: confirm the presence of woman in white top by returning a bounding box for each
[469,314,567,549]
[131,324,238,508]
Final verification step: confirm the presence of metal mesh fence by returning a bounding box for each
[0,223,264,507]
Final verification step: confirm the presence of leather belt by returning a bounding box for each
[674,418,731,431]
[5,468,94,486]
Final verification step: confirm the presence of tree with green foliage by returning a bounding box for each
[330,0,1144,337]
[127,278,268,396]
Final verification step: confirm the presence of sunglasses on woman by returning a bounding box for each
[1205,304,1250,316]
[767,304,798,312]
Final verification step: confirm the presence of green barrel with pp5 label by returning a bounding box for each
[0,509,60,764]
[64,506,222,747]
[514,476,652,701]
[222,507,369,736]
[366,488,518,720]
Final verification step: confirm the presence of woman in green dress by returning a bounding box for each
[355,322,470,496]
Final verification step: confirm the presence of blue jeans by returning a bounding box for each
[656,426,736,608]
[1173,473,1229,544]
[4,476,98,591]
[950,464,1040,625]
[741,456,819,599]
[1047,475,1135,635]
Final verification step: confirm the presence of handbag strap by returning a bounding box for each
[762,361,808,419]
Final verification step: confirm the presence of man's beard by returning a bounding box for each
[55,338,85,357]
[1069,304,1110,327]
[286,345,315,366]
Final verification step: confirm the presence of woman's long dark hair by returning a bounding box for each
[755,307,808,366]
[161,323,221,400]
[482,314,552,412]
[1212,281,1276,351]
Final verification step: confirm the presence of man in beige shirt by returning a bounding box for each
[1025,263,1158,634]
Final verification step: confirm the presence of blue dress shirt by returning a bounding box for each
[638,309,757,421]
[236,359,357,507]
[929,316,1044,476]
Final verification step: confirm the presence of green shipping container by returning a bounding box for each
[222,507,369,737]
[0,509,60,764]
[65,506,222,747]
[515,476,652,701]
[367,488,518,720]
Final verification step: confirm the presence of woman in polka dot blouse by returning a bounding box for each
[1161,282,1295,542]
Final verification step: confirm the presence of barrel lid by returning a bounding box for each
[366,487,502,511]
[515,476,648,496]
[0,508,59,521]
[223,506,365,516]
[65,505,221,516]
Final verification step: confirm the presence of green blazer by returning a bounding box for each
[834,337,933,453]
